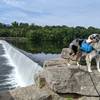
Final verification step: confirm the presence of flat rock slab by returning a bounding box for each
[79,96,100,100]
[0,85,52,100]
[43,65,100,96]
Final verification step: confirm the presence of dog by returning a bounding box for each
[85,49,100,72]
[81,34,100,72]
[69,34,100,56]
[69,38,84,56]
[84,40,100,72]
[67,34,100,72]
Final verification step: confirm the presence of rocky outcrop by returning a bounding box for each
[42,64,100,96]
[35,57,100,99]
[0,86,53,100]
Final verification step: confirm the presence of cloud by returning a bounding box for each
[3,0,23,5]
[0,0,100,27]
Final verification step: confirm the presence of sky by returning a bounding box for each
[0,0,100,27]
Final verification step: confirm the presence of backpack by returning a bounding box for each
[80,40,93,53]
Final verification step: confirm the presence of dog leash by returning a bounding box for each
[88,72,100,100]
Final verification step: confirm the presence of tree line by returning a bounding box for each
[0,21,100,47]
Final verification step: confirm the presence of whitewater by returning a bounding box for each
[0,40,42,91]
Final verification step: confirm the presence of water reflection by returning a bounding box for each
[8,40,64,53]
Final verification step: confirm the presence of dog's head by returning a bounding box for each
[89,34,100,43]
[89,34,100,50]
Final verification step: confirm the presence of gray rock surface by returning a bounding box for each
[42,60,100,96]
[0,86,52,100]
[79,96,100,100]
[0,85,70,100]
[61,48,71,59]
[43,58,68,68]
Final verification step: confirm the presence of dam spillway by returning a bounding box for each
[0,40,42,91]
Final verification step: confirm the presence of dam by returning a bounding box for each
[0,40,42,91]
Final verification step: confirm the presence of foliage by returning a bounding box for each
[0,21,100,47]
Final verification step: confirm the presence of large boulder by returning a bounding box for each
[39,61,100,96]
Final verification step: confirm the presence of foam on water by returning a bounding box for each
[0,40,43,88]
[1,53,19,88]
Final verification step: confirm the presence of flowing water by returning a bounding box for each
[0,43,17,91]
[0,40,43,92]
[0,40,61,92]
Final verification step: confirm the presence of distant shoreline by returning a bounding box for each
[0,37,28,42]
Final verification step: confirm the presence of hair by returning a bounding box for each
[89,34,100,42]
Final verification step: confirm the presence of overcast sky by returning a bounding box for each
[0,0,100,27]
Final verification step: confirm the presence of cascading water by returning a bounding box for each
[0,40,42,91]
[0,43,18,91]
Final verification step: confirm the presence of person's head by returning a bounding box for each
[88,33,100,43]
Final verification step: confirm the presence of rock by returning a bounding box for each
[33,89,52,100]
[41,64,100,96]
[0,86,52,100]
[0,84,69,100]
[43,59,68,68]
[61,48,71,59]
[34,71,46,88]
[79,96,100,100]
